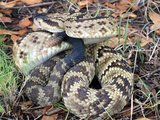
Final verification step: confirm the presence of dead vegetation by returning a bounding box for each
[0,0,159,120]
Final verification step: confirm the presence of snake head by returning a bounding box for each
[33,13,65,33]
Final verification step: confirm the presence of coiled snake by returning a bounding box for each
[13,12,133,119]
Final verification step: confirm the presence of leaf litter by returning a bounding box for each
[0,0,159,120]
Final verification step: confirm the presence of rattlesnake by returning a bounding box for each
[13,12,133,119]
[13,12,124,74]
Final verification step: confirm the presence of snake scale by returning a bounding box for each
[13,12,133,119]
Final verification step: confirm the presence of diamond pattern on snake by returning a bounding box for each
[13,12,133,119]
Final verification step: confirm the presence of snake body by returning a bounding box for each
[34,12,123,39]
[62,43,133,119]
[13,31,71,74]
[13,12,133,119]
[24,35,86,105]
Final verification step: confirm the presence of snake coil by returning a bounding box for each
[13,12,133,119]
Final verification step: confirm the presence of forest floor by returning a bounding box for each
[0,0,159,120]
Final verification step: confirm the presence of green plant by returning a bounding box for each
[0,37,17,113]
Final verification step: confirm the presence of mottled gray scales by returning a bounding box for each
[100,60,131,81]
[77,87,89,100]
[97,21,106,25]
[110,76,132,97]
[99,28,107,34]
[13,12,133,120]
[62,46,133,119]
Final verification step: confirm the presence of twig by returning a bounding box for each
[148,68,160,80]
[149,38,159,61]
[9,2,55,9]
[45,107,62,115]
[0,18,7,28]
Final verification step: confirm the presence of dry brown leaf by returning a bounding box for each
[0,9,12,15]
[42,106,53,114]
[0,29,27,36]
[0,29,19,35]
[149,12,160,24]
[0,29,19,43]
[140,37,153,47]
[0,13,3,17]
[106,37,132,48]
[106,36,153,48]
[0,0,20,8]
[78,0,94,8]
[155,29,160,35]
[105,2,116,9]
[11,34,21,43]
[42,106,63,115]
[0,16,12,23]
[42,114,58,120]
[0,36,7,42]
[149,11,160,31]
[136,118,152,120]
[128,12,137,18]
[19,17,33,28]
[18,29,28,36]
[0,29,27,43]
[21,0,42,5]
[120,106,132,117]
[0,0,42,8]
[19,101,32,110]
[120,12,137,18]
[116,0,130,11]
[118,0,138,10]
[106,0,138,17]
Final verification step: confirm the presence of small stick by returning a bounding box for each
[10,2,55,9]
[148,68,160,79]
